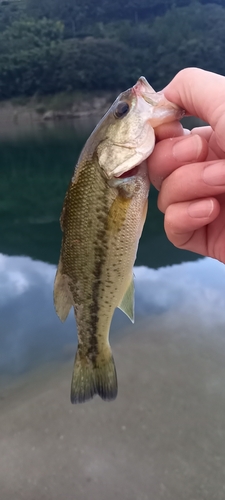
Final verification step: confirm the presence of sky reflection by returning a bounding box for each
[1,253,225,377]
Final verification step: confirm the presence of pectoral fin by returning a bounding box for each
[118,276,134,323]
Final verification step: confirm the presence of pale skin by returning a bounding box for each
[147,67,225,264]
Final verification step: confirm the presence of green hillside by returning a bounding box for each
[0,0,224,98]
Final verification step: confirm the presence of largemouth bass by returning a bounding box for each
[54,77,183,404]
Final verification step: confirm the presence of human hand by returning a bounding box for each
[148,68,225,263]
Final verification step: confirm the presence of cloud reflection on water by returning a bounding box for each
[0,253,225,377]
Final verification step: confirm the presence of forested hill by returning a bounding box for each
[0,0,224,99]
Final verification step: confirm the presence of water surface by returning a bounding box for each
[0,118,201,268]
[1,118,225,500]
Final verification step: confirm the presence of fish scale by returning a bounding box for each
[54,76,183,403]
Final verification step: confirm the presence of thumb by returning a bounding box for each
[164,68,225,152]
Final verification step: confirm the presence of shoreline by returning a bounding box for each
[0,91,115,138]
[0,93,205,139]
[0,91,115,123]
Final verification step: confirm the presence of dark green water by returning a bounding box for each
[0,119,200,267]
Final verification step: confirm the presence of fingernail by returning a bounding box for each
[172,135,202,162]
[203,162,225,186]
[187,199,214,218]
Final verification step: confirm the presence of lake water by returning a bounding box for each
[1,119,225,500]
[0,118,202,377]
[0,119,200,268]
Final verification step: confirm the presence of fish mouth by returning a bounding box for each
[133,76,156,98]
[133,76,184,122]
[107,77,184,181]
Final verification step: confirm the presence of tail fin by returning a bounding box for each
[70,345,118,404]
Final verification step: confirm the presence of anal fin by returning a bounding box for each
[118,275,134,323]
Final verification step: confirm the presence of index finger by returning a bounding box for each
[154,120,184,141]
[148,133,208,190]
[164,68,225,151]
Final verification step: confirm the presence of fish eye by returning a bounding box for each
[114,101,130,119]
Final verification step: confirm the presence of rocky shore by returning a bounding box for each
[42,95,112,121]
[0,93,114,124]
[0,93,115,137]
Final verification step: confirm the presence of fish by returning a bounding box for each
[54,76,183,404]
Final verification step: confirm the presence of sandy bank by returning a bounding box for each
[1,314,225,500]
